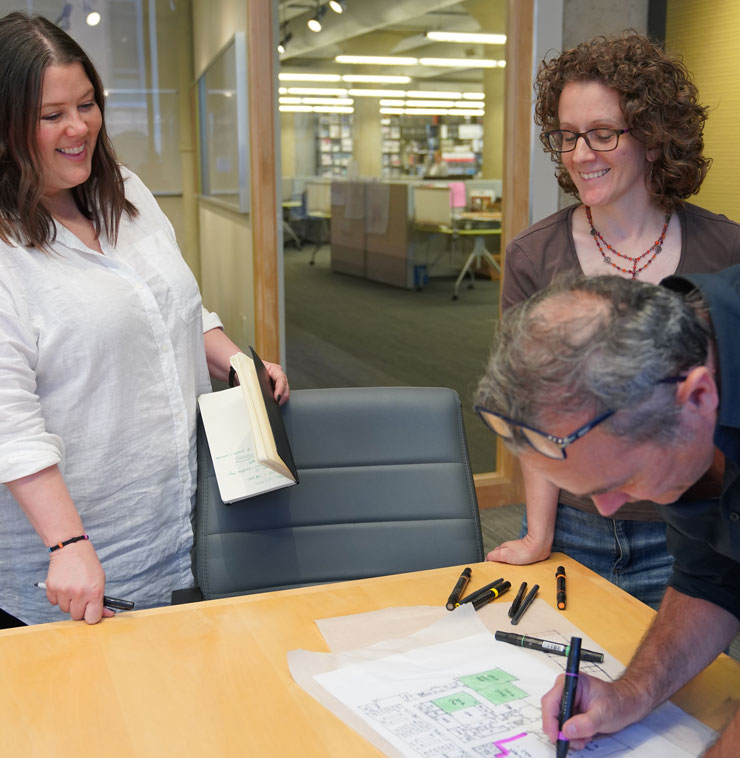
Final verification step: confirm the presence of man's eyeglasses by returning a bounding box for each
[474,376,686,460]
[544,128,630,153]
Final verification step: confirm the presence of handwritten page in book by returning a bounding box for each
[198,387,295,503]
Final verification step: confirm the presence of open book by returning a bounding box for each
[198,347,298,503]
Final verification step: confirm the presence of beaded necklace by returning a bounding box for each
[585,206,671,280]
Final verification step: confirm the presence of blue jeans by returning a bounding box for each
[522,504,672,609]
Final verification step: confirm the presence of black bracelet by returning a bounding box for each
[48,534,89,553]
[228,366,237,387]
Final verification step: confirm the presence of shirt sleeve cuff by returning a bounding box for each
[201,307,223,333]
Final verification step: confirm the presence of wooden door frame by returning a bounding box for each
[473,0,532,508]
[247,0,281,364]
[248,0,534,507]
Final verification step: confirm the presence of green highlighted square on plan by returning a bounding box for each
[478,682,529,705]
[433,692,478,713]
[459,668,517,691]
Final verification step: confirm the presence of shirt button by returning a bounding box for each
[730,512,740,522]
[162,345,169,353]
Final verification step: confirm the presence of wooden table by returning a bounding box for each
[1,555,738,756]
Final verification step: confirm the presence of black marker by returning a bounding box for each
[556,565,567,610]
[494,631,604,663]
[458,577,505,606]
[446,567,472,610]
[557,636,582,758]
[471,581,511,611]
[510,583,539,625]
[34,582,135,612]
[508,581,527,618]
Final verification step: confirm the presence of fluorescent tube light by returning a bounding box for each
[405,90,461,99]
[286,87,348,96]
[341,74,410,84]
[426,32,506,45]
[302,97,354,105]
[419,58,502,68]
[279,73,342,82]
[404,100,459,109]
[348,89,407,97]
[336,55,417,65]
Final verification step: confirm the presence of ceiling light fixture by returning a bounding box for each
[286,87,348,96]
[348,88,407,97]
[277,31,292,54]
[307,3,326,32]
[312,106,353,114]
[419,58,502,68]
[425,31,506,45]
[86,11,101,26]
[403,100,458,109]
[328,0,346,13]
[341,74,411,84]
[336,55,418,65]
[405,90,461,99]
[279,72,342,82]
[302,97,354,106]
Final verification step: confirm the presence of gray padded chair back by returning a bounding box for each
[194,386,483,599]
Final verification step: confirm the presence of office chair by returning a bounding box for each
[180,386,483,601]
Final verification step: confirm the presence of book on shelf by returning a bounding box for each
[198,347,298,504]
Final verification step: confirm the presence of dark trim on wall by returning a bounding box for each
[648,0,667,43]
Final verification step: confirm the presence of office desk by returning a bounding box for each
[306,209,331,265]
[414,211,501,299]
[282,200,303,249]
[1,556,738,756]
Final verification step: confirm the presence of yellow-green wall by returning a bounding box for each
[192,0,255,350]
[666,1,740,221]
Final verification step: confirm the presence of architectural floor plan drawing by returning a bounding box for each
[313,628,697,758]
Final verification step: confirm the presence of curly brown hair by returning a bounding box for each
[534,31,710,211]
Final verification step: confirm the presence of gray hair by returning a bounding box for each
[476,273,711,449]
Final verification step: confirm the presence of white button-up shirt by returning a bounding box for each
[0,168,219,624]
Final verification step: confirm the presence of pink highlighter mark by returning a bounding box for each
[493,731,528,756]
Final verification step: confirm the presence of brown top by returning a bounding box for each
[503,202,740,520]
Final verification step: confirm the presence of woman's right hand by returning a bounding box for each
[45,538,114,623]
[486,533,552,565]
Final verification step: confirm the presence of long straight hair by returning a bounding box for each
[0,12,137,249]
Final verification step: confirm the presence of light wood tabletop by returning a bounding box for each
[1,554,738,756]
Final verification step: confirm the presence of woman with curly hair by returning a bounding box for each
[487,31,740,607]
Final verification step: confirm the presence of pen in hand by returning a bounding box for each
[34,582,135,612]
[557,636,582,758]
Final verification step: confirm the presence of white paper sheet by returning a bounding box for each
[288,603,715,758]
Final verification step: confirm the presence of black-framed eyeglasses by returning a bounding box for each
[544,128,630,153]
[474,375,686,460]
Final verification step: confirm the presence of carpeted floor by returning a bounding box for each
[284,241,501,474]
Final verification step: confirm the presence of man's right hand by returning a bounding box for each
[541,671,652,750]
